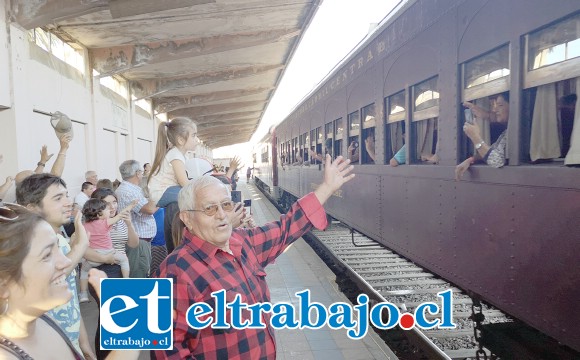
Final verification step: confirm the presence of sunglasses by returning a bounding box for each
[0,203,26,221]
[185,200,235,216]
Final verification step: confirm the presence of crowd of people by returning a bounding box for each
[0,109,358,359]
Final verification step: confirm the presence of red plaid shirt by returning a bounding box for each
[153,192,327,360]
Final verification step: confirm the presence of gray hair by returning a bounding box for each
[178,176,230,211]
[119,160,141,180]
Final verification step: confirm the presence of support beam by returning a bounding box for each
[198,121,258,132]
[91,28,300,78]
[168,100,265,118]
[12,0,108,30]
[185,111,263,124]
[154,87,272,114]
[108,0,214,19]
[132,64,283,100]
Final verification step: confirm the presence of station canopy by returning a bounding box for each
[12,0,321,148]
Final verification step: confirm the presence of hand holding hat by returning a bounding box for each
[50,111,74,140]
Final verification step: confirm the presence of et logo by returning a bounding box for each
[99,278,173,350]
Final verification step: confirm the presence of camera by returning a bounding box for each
[352,140,359,149]
[243,199,252,215]
[464,108,474,124]
[231,190,242,203]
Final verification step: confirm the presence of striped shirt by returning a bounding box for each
[111,220,128,255]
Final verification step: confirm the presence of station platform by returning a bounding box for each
[81,179,397,360]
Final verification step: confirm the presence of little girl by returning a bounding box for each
[148,117,198,208]
[78,198,135,302]
[148,117,241,253]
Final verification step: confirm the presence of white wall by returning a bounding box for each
[0,14,157,198]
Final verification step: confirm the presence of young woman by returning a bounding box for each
[0,203,139,359]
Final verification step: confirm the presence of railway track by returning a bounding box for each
[305,222,507,360]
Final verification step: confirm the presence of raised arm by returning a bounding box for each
[35,145,54,174]
[225,156,241,179]
[50,133,72,177]
[64,212,89,276]
[107,199,137,226]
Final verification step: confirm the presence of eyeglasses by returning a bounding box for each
[185,200,235,216]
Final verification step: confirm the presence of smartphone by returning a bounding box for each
[243,199,252,215]
[352,140,359,149]
[464,108,474,124]
[231,190,242,203]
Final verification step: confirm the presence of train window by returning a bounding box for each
[291,137,298,165]
[412,77,439,164]
[527,13,580,72]
[361,103,376,164]
[334,118,343,159]
[463,45,510,102]
[325,122,333,159]
[278,143,284,165]
[299,132,307,163]
[316,126,323,163]
[521,76,578,165]
[460,93,509,167]
[310,129,316,164]
[385,91,406,165]
[521,14,580,166]
[460,46,510,163]
[347,110,360,163]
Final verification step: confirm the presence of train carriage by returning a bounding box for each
[254,0,580,353]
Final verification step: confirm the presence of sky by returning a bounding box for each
[212,0,402,164]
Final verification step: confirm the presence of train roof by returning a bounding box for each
[12,0,321,149]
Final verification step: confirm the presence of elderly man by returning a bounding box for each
[153,155,354,359]
[85,170,98,186]
[116,160,158,277]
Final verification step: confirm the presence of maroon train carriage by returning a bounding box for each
[254,0,580,353]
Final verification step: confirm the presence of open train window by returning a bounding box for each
[334,117,343,159]
[299,132,308,163]
[316,126,323,162]
[411,77,439,164]
[361,103,376,164]
[460,46,510,162]
[521,13,580,166]
[309,129,316,165]
[324,122,333,160]
[291,137,298,165]
[347,110,360,163]
[385,90,406,165]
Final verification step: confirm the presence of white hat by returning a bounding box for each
[50,111,74,138]
[185,158,214,179]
